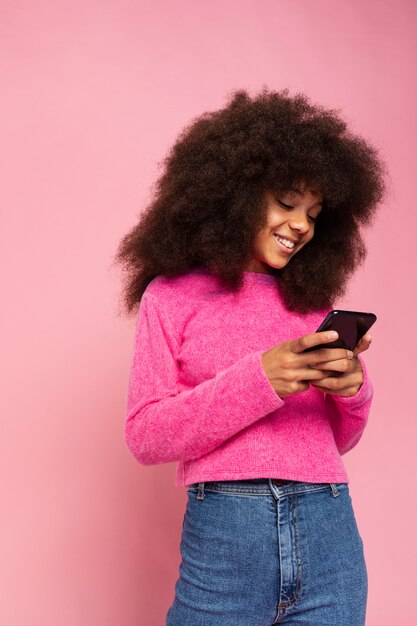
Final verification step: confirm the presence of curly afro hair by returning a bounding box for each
[114,87,388,316]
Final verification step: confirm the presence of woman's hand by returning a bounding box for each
[261,331,357,399]
[309,334,373,397]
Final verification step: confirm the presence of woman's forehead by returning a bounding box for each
[273,184,324,203]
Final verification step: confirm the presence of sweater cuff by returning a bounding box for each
[330,352,373,405]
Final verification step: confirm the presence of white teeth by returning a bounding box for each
[274,235,295,249]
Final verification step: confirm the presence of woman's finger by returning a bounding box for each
[311,380,361,396]
[352,334,372,357]
[311,357,353,372]
[311,357,364,393]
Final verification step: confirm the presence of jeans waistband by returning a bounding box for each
[188,478,345,499]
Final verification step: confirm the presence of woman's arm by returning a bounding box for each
[125,291,284,465]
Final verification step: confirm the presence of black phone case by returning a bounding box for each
[303,309,377,353]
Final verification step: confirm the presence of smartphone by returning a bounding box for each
[303,309,377,353]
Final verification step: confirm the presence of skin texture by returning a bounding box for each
[245,186,324,273]
[256,184,371,398]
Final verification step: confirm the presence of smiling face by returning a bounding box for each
[245,184,324,274]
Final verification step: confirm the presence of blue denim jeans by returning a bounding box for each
[166,479,367,625]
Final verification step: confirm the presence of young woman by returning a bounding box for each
[115,88,387,625]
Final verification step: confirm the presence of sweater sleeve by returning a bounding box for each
[325,353,374,455]
[125,291,285,465]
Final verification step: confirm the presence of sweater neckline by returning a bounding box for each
[242,271,278,284]
[190,267,278,284]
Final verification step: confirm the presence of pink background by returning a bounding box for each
[2,1,416,624]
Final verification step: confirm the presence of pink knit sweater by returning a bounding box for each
[125,268,373,486]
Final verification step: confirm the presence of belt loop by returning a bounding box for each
[197,482,205,500]
[330,483,339,498]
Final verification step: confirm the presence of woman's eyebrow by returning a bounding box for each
[287,188,324,207]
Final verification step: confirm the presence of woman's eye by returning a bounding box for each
[278,200,293,209]
[278,199,317,223]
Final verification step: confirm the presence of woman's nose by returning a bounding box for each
[288,218,310,234]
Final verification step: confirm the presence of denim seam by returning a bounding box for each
[276,493,302,611]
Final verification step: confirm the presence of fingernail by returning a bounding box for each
[347,350,353,358]
[328,331,338,339]
[367,335,372,342]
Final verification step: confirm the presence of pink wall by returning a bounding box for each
[2,1,416,624]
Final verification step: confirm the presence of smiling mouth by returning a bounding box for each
[273,234,297,252]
